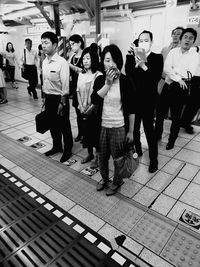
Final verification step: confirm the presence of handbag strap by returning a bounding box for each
[80,71,100,108]
[24,49,26,65]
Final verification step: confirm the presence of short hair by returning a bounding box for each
[25,38,32,43]
[171,26,184,36]
[41,31,58,45]
[6,42,14,52]
[180,28,197,43]
[101,44,123,71]
[138,30,153,41]
[80,44,100,73]
[69,34,84,50]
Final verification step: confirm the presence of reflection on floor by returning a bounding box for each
[1,82,200,267]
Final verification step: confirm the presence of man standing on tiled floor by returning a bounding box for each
[41,31,73,163]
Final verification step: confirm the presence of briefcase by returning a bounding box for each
[35,104,50,134]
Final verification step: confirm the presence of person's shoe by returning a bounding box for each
[75,135,82,142]
[45,147,63,156]
[166,142,174,150]
[185,125,194,134]
[136,148,143,157]
[60,152,72,163]
[96,179,109,191]
[148,162,158,173]
[106,182,124,196]
[81,154,94,164]
[0,99,8,104]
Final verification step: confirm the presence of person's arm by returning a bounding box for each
[126,114,135,143]
[97,68,116,98]
[76,75,84,113]
[164,50,182,82]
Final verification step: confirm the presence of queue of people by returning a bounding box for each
[0,27,200,196]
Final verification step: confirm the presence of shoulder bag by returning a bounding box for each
[114,143,139,179]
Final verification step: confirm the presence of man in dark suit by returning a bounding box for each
[125,30,163,173]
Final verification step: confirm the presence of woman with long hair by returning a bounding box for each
[5,42,18,89]
[0,53,7,104]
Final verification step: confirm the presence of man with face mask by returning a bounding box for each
[125,30,163,173]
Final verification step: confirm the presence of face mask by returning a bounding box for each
[139,42,150,52]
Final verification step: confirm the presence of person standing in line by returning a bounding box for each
[158,27,184,94]
[91,44,135,196]
[5,42,19,89]
[180,45,200,134]
[69,34,84,142]
[0,53,7,104]
[21,38,38,99]
[125,30,163,173]
[76,45,102,166]
[41,31,73,163]
[155,28,199,149]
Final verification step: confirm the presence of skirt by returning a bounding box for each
[0,69,5,88]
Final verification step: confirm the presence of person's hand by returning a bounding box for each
[105,68,116,85]
[126,131,134,143]
[178,79,187,90]
[135,56,146,69]
[57,103,64,116]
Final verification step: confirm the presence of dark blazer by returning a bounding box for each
[125,52,163,109]
[91,73,136,133]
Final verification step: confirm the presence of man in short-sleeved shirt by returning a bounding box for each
[41,31,73,163]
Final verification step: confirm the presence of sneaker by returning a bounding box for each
[148,162,158,173]
[185,125,194,134]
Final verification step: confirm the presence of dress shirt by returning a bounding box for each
[164,47,199,85]
[42,53,69,96]
[21,48,38,66]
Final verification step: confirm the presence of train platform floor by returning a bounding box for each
[0,82,200,267]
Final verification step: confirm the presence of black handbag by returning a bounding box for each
[114,143,139,179]
[35,103,50,134]
[21,49,29,80]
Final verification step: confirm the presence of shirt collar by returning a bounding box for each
[46,52,59,63]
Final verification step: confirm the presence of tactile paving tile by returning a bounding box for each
[128,213,176,254]
[80,190,120,218]
[63,179,95,203]
[161,228,200,267]
[103,200,145,233]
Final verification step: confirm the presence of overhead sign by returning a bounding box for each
[187,15,200,24]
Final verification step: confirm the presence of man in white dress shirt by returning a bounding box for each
[155,28,199,150]
[21,38,38,99]
[41,31,73,163]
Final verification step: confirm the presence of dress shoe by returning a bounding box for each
[81,154,94,164]
[74,135,82,142]
[148,162,158,173]
[106,181,124,196]
[45,148,63,156]
[96,179,109,191]
[60,152,72,163]
[166,142,174,150]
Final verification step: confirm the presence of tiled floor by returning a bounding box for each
[1,82,200,267]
